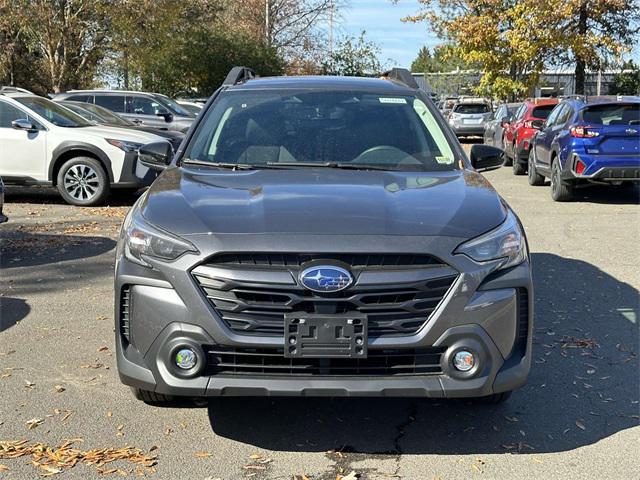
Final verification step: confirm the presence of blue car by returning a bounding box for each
[528,96,640,201]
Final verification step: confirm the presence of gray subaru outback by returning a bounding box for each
[115,68,533,405]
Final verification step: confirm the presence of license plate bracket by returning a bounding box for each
[284,313,368,358]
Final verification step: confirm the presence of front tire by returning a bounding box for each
[56,156,110,206]
[550,159,574,202]
[472,391,512,404]
[132,388,174,404]
[527,150,545,186]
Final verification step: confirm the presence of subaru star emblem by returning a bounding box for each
[299,266,353,292]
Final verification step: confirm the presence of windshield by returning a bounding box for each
[16,97,92,127]
[581,103,640,125]
[82,102,132,126]
[153,94,194,117]
[453,103,491,114]
[184,90,457,171]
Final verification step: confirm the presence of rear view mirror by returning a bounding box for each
[470,144,503,172]
[139,141,173,171]
[155,108,173,122]
[12,118,38,132]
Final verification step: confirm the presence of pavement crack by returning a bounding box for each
[389,402,418,477]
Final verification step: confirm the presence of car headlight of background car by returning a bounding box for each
[106,138,144,152]
[123,213,198,267]
[455,209,527,270]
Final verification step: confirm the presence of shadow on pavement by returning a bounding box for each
[3,186,140,206]
[0,297,30,332]
[207,253,639,455]
[570,184,640,205]
[1,232,116,269]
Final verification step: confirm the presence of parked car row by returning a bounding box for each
[0,90,172,205]
[483,95,640,201]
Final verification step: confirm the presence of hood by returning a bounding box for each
[140,168,506,238]
[80,125,165,143]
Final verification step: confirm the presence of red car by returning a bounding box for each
[504,98,559,174]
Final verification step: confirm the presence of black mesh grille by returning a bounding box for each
[513,288,529,357]
[207,253,445,269]
[193,271,458,337]
[205,346,446,376]
[120,286,131,343]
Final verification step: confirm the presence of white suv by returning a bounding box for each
[0,91,165,206]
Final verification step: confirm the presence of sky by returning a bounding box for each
[339,0,437,69]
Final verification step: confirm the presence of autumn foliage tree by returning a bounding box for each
[400,0,640,98]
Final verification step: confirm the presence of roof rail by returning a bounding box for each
[0,86,33,94]
[380,68,419,89]
[223,67,257,86]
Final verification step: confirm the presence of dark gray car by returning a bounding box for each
[115,69,533,405]
[484,102,522,150]
[54,90,195,132]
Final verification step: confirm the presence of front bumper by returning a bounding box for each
[115,233,533,398]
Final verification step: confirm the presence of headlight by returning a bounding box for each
[454,209,527,270]
[106,138,143,152]
[123,213,198,267]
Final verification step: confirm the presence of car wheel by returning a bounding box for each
[550,159,574,202]
[56,157,110,206]
[527,150,545,186]
[512,155,526,175]
[131,388,175,404]
[471,391,512,404]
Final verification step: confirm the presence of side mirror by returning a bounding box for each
[500,116,510,128]
[155,109,173,122]
[531,119,545,130]
[12,118,38,132]
[470,144,503,172]
[139,141,173,171]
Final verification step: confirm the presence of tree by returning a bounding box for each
[411,44,473,73]
[411,46,433,73]
[322,31,382,76]
[399,0,563,99]
[609,61,640,95]
[560,0,640,94]
[11,0,112,93]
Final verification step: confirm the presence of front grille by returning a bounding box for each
[205,346,446,376]
[120,285,131,343]
[208,253,445,269]
[192,255,458,337]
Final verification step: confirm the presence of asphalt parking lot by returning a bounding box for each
[1,141,638,479]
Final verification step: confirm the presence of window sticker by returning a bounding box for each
[379,97,407,104]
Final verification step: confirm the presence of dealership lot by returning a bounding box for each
[0,143,638,479]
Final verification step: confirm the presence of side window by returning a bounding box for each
[125,95,163,115]
[545,104,564,126]
[556,105,573,126]
[0,101,29,128]
[95,95,125,113]
[67,94,94,104]
[515,105,527,120]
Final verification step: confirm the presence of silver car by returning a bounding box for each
[448,99,493,138]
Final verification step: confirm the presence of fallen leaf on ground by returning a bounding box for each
[195,451,213,458]
[26,418,45,429]
[54,385,66,393]
[0,464,9,472]
[24,380,36,389]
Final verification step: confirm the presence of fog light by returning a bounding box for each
[453,350,475,372]
[174,348,197,370]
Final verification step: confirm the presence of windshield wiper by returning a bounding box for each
[266,162,397,171]
[182,159,255,170]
